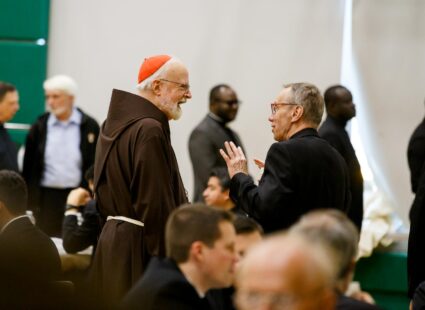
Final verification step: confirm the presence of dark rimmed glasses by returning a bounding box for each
[270,102,298,115]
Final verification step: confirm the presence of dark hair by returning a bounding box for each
[166,204,234,263]
[209,84,231,104]
[84,165,94,183]
[0,82,16,102]
[210,167,231,191]
[233,216,263,235]
[0,170,27,215]
[323,85,349,108]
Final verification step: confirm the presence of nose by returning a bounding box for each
[186,89,192,99]
[268,114,274,122]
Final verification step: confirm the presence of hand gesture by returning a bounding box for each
[220,141,248,178]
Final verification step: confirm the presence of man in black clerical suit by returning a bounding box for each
[189,84,246,202]
[221,82,350,233]
[121,205,237,310]
[0,170,61,308]
[319,85,364,232]
[0,82,20,172]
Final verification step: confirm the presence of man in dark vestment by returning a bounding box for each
[0,170,61,308]
[221,82,350,233]
[0,82,20,172]
[189,84,246,202]
[319,85,364,232]
[91,55,191,306]
[121,205,237,310]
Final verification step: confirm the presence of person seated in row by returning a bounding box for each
[235,231,337,310]
[62,165,101,255]
[0,170,61,308]
[207,216,263,310]
[203,167,246,215]
[290,209,381,309]
[121,204,238,310]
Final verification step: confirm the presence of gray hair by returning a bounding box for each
[43,75,78,96]
[290,209,359,281]
[136,57,182,91]
[285,82,324,126]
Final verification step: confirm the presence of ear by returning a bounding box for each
[223,189,230,201]
[150,79,162,96]
[291,105,304,122]
[189,241,205,261]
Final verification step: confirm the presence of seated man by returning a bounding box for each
[203,167,246,215]
[62,165,100,254]
[121,204,238,310]
[207,216,263,310]
[235,232,336,310]
[290,209,381,309]
[0,170,61,308]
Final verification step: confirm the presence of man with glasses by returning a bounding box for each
[220,82,350,233]
[189,84,246,202]
[90,55,191,306]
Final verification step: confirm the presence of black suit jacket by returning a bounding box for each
[230,128,350,233]
[62,199,101,254]
[0,216,61,307]
[189,114,245,202]
[408,117,425,194]
[121,257,212,310]
[319,116,364,231]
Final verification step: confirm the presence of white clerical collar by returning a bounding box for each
[0,215,29,234]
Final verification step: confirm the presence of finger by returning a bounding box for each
[237,146,246,160]
[224,141,235,158]
[229,141,239,154]
[219,149,230,163]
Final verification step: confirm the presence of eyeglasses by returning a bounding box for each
[159,79,190,92]
[270,102,298,115]
[216,99,241,107]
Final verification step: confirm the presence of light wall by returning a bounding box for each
[47,0,423,224]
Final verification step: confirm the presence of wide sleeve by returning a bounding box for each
[131,125,181,255]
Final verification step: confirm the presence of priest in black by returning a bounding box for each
[221,83,350,233]
[189,84,246,202]
[0,82,20,172]
[319,85,364,232]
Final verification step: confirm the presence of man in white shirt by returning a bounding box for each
[22,75,99,237]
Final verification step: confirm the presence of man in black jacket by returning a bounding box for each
[221,82,350,233]
[189,84,245,202]
[319,85,363,232]
[121,205,237,310]
[22,75,99,237]
[0,170,61,308]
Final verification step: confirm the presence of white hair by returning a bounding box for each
[136,57,182,91]
[43,75,78,96]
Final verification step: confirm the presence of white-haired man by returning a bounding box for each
[90,55,192,306]
[22,75,99,237]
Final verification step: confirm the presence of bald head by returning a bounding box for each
[235,233,336,310]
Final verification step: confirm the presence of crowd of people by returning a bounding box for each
[0,53,421,309]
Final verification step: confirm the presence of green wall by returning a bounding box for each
[0,0,50,145]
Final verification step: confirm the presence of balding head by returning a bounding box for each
[235,233,336,310]
[290,209,359,293]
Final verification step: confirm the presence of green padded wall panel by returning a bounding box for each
[0,0,50,145]
[0,0,49,39]
[0,41,47,124]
